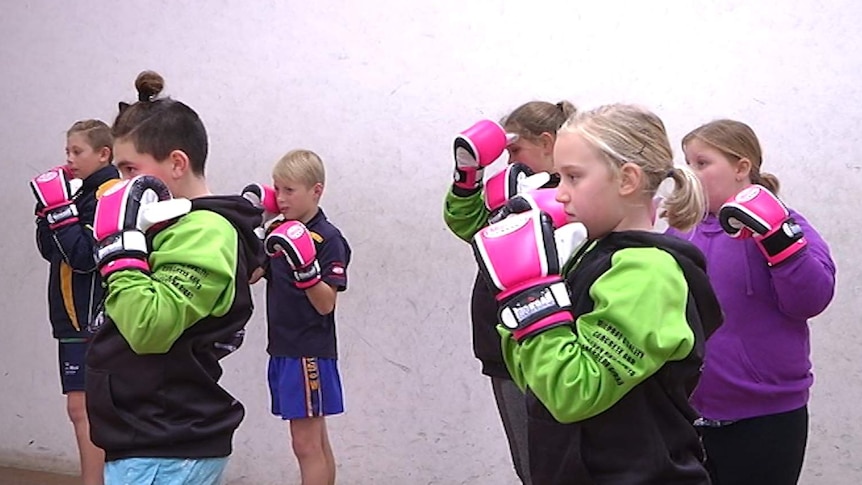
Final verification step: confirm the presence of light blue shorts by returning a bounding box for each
[104,457,228,485]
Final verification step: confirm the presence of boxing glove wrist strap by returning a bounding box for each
[452,178,483,197]
[99,257,150,278]
[294,261,322,289]
[45,203,79,229]
[498,280,574,342]
[757,218,806,266]
[95,230,149,272]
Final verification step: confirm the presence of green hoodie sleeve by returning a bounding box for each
[443,187,491,242]
[500,247,695,423]
[104,210,238,354]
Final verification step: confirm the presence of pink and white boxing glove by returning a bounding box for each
[491,188,587,268]
[490,188,567,228]
[719,185,806,266]
[472,210,577,342]
[93,175,190,277]
[265,220,321,289]
[483,162,553,212]
[453,119,518,192]
[30,166,83,230]
[241,182,280,238]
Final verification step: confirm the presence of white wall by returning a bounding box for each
[1,1,860,483]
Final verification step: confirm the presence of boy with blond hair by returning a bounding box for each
[256,149,351,485]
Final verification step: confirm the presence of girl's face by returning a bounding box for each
[66,132,110,180]
[553,131,624,238]
[506,132,555,173]
[683,137,748,214]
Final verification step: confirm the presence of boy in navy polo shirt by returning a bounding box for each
[258,149,351,485]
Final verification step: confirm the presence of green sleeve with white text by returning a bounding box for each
[500,247,695,422]
[104,210,238,354]
[443,188,491,243]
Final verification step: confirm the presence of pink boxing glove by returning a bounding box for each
[241,183,280,238]
[719,184,806,266]
[93,175,190,277]
[490,188,567,228]
[492,187,587,266]
[472,210,576,342]
[490,187,588,270]
[453,119,518,192]
[265,220,321,289]
[483,162,553,212]
[30,165,83,230]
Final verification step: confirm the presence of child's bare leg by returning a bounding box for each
[291,417,329,485]
[321,419,336,485]
[67,391,104,485]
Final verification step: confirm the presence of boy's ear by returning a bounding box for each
[313,182,324,198]
[168,149,191,178]
[98,146,112,164]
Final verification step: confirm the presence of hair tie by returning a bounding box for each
[138,92,152,102]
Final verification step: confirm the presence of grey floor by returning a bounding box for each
[0,466,79,485]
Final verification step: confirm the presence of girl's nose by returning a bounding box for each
[555,187,568,203]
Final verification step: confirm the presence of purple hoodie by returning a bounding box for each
[666,209,836,421]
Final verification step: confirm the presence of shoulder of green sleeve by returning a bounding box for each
[588,246,691,326]
[603,246,686,289]
[151,209,239,272]
[160,210,237,242]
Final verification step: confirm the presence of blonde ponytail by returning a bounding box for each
[662,166,707,232]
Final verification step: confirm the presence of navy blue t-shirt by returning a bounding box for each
[265,208,351,358]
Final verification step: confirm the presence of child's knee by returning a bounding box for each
[290,419,325,459]
[291,438,322,460]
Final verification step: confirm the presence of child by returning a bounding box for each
[84,70,264,485]
[472,104,724,484]
[31,119,118,485]
[260,149,351,485]
[671,119,836,485]
[444,100,575,485]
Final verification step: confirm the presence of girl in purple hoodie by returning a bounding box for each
[667,119,836,485]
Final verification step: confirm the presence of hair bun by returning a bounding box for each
[555,100,578,118]
[135,70,165,102]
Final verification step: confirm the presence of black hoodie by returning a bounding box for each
[86,195,264,461]
[36,164,119,339]
[525,231,723,485]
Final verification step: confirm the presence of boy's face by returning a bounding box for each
[113,139,181,196]
[66,132,110,180]
[273,177,322,223]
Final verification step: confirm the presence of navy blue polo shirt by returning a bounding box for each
[265,208,351,358]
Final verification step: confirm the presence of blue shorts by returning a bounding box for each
[104,457,227,485]
[268,356,344,420]
[58,340,87,394]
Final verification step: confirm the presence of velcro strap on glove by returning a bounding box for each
[499,281,574,342]
[45,203,79,229]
